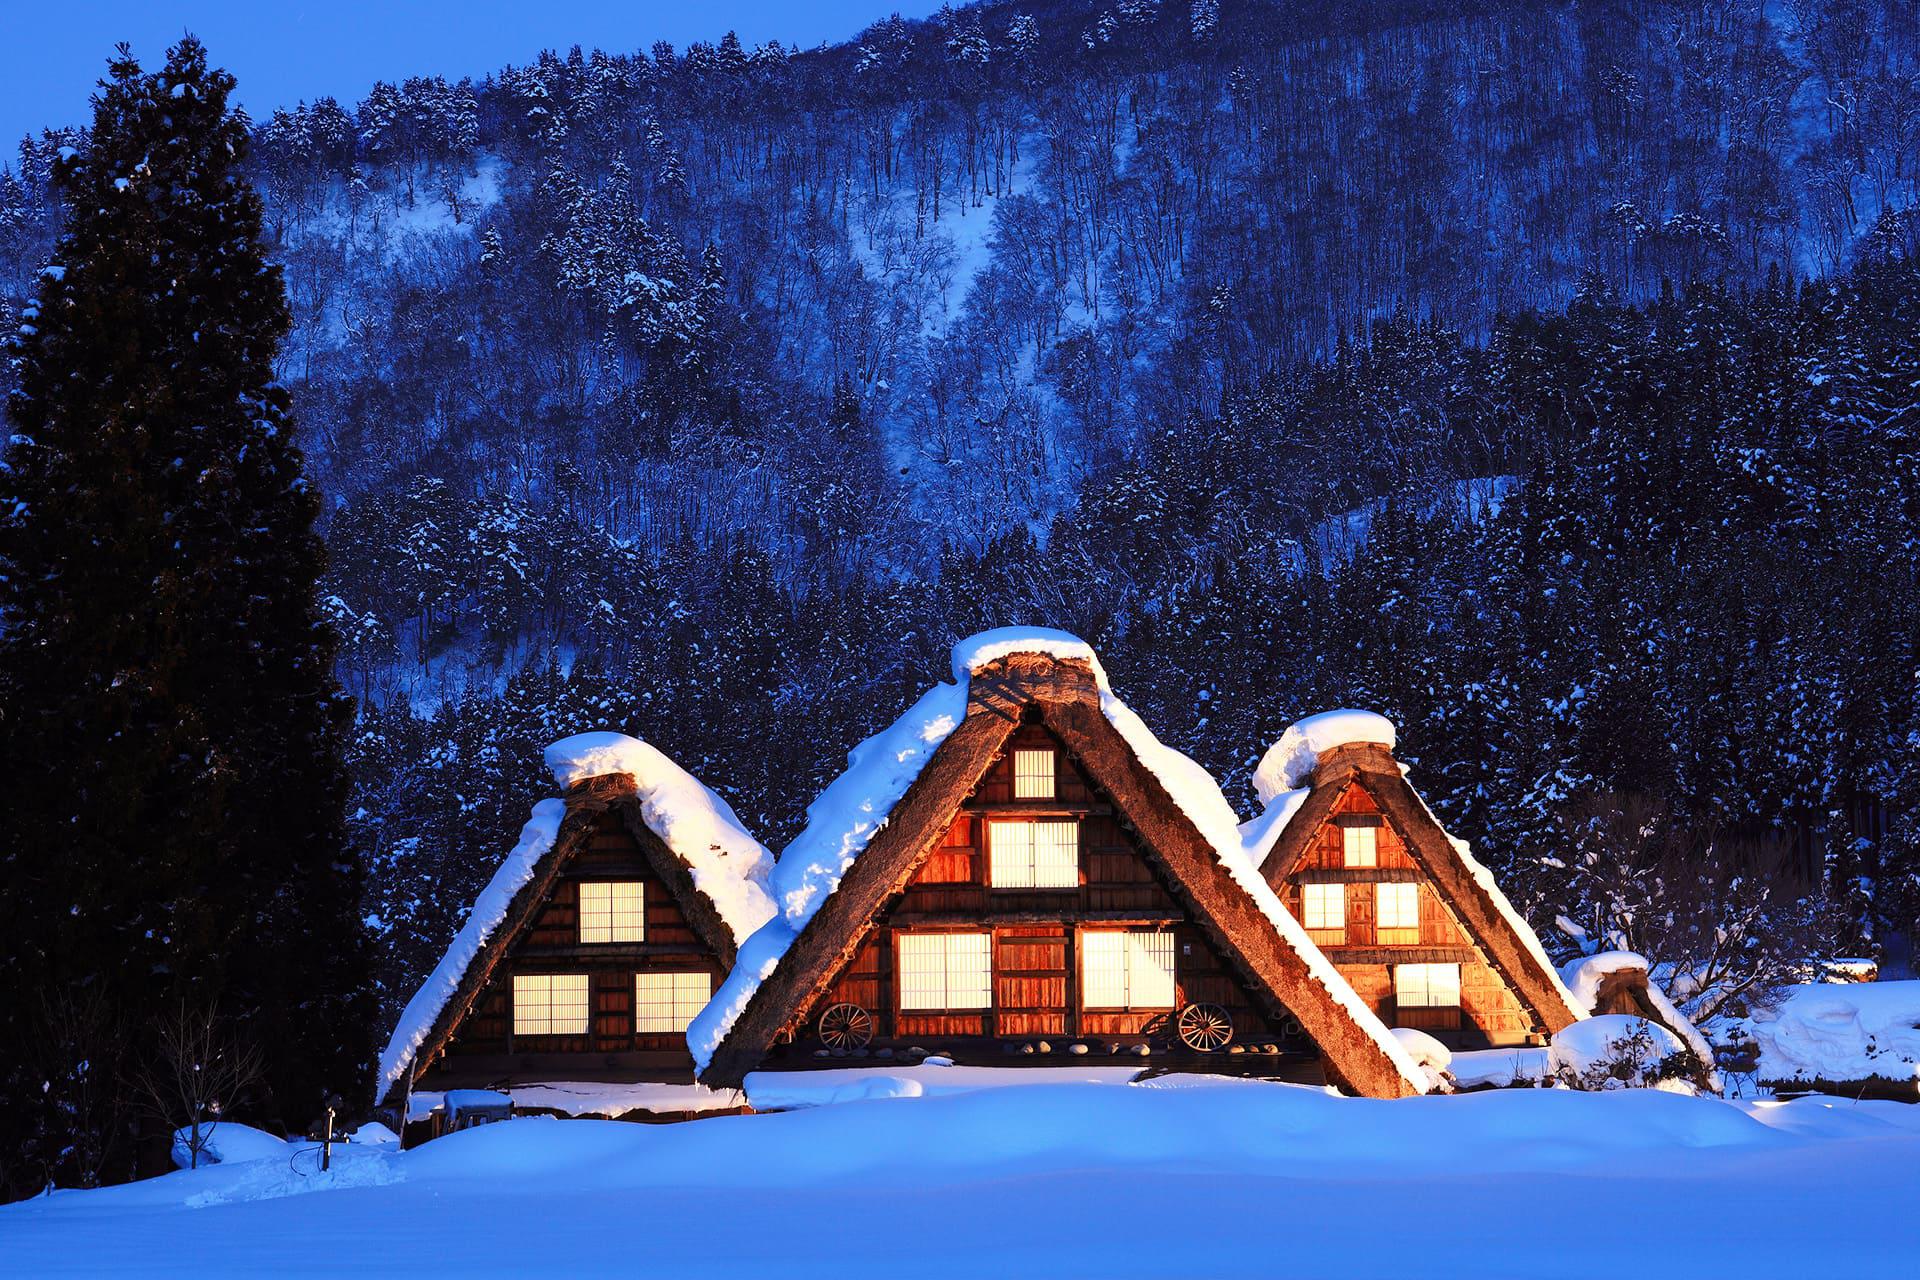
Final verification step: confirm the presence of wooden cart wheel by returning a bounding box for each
[817,1003,874,1049]
[1176,1003,1234,1052]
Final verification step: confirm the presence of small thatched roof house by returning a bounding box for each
[692,630,1433,1099]
[374,732,776,1115]
[1244,710,1587,1049]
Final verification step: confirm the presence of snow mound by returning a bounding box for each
[543,731,777,945]
[1449,1046,1553,1089]
[349,1121,400,1146]
[493,1080,745,1118]
[692,630,1428,1095]
[1391,1026,1453,1071]
[1252,709,1397,803]
[373,798,566,1103]
[170,1123,292,1170]
[1552,1014,1688,1082]
[1735,980,1920,1086]
[746,1062,1144,1110]
[180,1145,403,1208]
[1560,951,1720,1088]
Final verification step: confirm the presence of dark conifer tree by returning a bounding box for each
[0,38,366,1192]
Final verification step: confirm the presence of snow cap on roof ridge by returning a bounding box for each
[1252,709,1398,805]
[950,626,1109,688]
[543,731,777,946]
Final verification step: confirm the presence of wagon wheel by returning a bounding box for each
[1175,1003,1234,1052]
[817,1003,874,1049]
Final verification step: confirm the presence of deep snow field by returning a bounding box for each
[5,1078,1919,1279]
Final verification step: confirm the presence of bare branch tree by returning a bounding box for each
[129,1002,267,1170]
[1544,791,1846,1024]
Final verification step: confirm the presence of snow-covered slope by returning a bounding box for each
[9,1085,1920,1278]
[374,798,566,1103]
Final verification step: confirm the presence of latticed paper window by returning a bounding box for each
[988,819,1079,888]
[512,974,591,1035]
[1342,825,1378,867]
[1302,882,1346,934]
[1375,882,1419,930]
[634,971,711,1032]
[1012,748,1057,799]
[1080,930,1176,1009]
[1394,963,1461,1008]
[578,881,644,943]
[897,932,992,1010]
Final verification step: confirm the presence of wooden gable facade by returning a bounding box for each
[801,717,1294,1055]
[381,775,744,1108]
[699,652,1427,1099]
[1258,742,1583,1050]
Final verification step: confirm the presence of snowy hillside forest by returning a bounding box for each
[4,0,1918,1023]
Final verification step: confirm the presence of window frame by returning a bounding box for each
[1301,882,1347,939]
[987,817,1080,889]
[1079,929,1178,1011]
[1375,881,1420,932]
[1393,962,1461,1009]
[1341,825,1378,867]
[577,879,645,944]
[1012,747,1057,800]
[896,931,993,1012]
[633,970,711,1034]
[512,973,591,1037]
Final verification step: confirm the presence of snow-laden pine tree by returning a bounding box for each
[0,38,367,1193]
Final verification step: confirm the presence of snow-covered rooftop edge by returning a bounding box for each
[542,731,777,945]
[374,798,566,1103]
[1240,710,1588,1031]
[375,732,778,1105]
[690,628,1431,1094]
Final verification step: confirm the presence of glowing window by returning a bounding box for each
[579,881,644,943]
[897,933,992,1011]
[1013,748,1057,799]
[1080,931,1177,1009]
[1376,882,1420,931]
[1302,882,1346,933]
[1342,825,1378,867]
[634,971,710,1033]
[989,819,1078,888]
[513,974,590,1036]
[1394,963,1461,1009]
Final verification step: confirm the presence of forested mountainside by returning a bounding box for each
[3,0,1918,1021]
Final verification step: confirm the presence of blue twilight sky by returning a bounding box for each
[0,1,946,150]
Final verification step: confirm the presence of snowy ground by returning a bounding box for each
[6,1079,1918,1278]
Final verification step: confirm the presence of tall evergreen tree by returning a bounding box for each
[0,38,366,1194]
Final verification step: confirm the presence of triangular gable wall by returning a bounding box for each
[1258,743,1584,1035]
[377,774,744,1109]
[700,654,1428,1098]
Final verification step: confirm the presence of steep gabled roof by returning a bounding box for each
[1249,720,1586,1035]
[693,629,1431,1099]
[373,733,775,1108]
